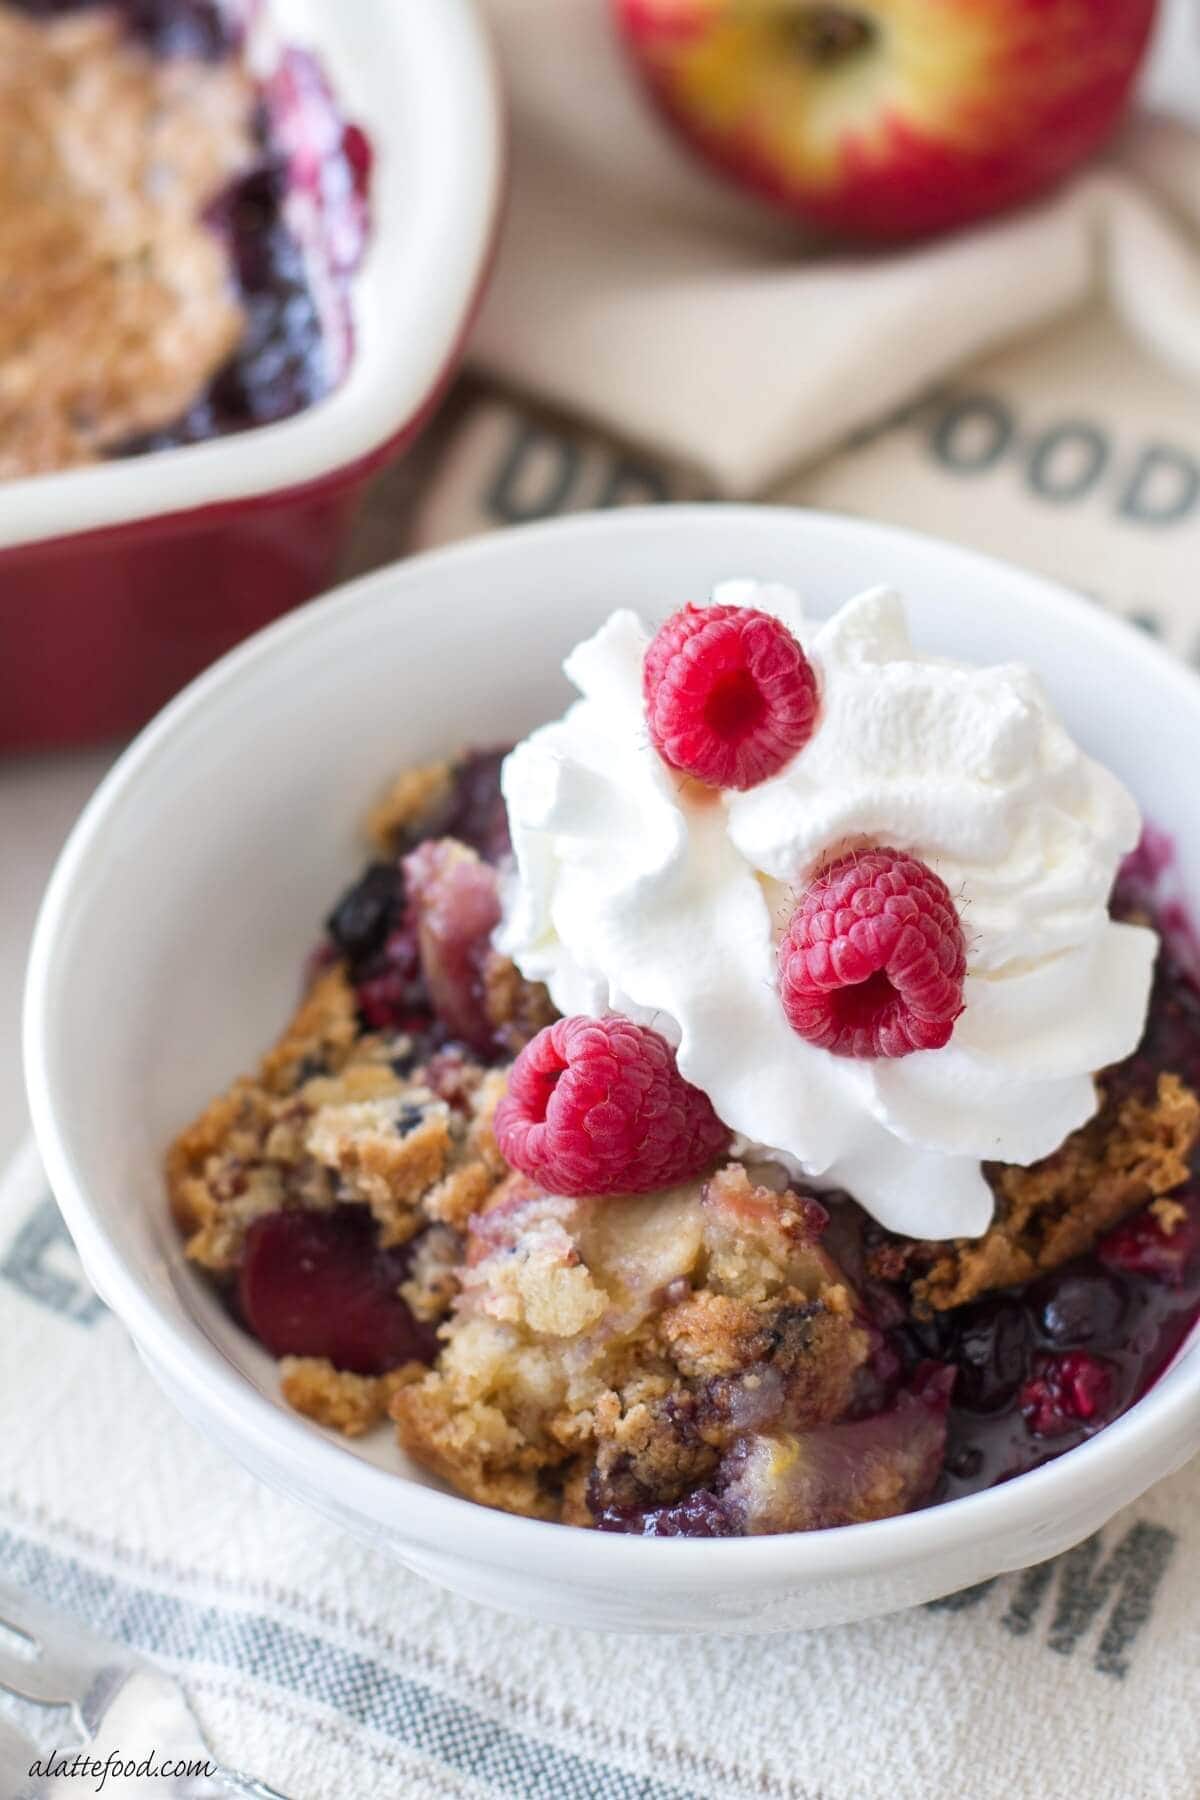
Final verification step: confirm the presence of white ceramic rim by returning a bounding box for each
[23,506,1200,1580]
[0,0,503,552]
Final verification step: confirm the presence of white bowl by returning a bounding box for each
[24,507,1200,1634]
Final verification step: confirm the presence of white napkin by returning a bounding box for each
[1,1136,1197,1799]
[470,0,1200,495]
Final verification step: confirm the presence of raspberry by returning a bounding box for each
[778,847,966,1058]
[643,603,818,790]
[326,860,401,965]
[494,1016,730,1196]
[1019,1351,1115,1438]
[354,922,426,1030]
[1097,1200,1200,1286]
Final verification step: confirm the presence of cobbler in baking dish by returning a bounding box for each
[1,0,369,477]
[168,586,1200,1535]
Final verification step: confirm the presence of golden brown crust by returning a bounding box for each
[0,8,256,475]
[481,952,558,1057]
[165,964,509,1272]
[420,1160,498,1234]
[258,968,361,1094]
[588,1385,719,1512]
[280,1358,422,1438]
[398,1226,462,1323]
[907,1073,1200,1311]
[306,1098,452,1247]
[657,1290,761,1379]
[418,1070,510,1231]
[366,761,455,855]
[391,1167,872,1523]
[1151,1195,1189,1234]
[165,969,364,1236]
[390,1367,561,1519]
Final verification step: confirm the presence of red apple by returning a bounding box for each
[613,0,1158,241]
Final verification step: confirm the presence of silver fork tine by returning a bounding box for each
[0,1581,129,1723]
[0,1584,290,1799]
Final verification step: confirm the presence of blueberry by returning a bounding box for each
[208,167,289,284]
[947,1298,1031,1414]
[325,862,401,964]
[945,1442,984,1481]
[395,1103,425,1138]
[210,269,325,426]
[240,220,302,297]
[441,751,512,864]
[1033,1269,1128,1348]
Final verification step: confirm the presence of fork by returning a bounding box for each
[0,1581,288,1798]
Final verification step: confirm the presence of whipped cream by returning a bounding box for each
[496,581,1157,1240]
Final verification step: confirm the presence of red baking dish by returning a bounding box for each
[0,0,502,751]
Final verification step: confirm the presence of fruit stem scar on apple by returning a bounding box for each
[780,5,877,66]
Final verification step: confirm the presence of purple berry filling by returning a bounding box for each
[321,752,517,1059]
[595,1490,734,1538]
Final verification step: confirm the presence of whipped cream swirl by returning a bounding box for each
[496,581,1156,1239]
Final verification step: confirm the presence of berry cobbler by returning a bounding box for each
[169,583,1200,1536]
[0,0,369,478]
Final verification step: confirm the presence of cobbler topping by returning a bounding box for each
[391,1164,889,1529]
[498,583,1155,1241]
[278,1357,418,1440]
[881,1069,1200,1312]
[0,0,369,476]
[0,4,254,475]
[169,683,1200,1536]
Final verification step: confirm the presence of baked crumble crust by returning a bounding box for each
[481,952,558,1059]
[306,1096,454,1246]
[391,1164,874,1525]
[279,1357,423,1438]
[0,6,256,475]
[887,1072,1200,1312]
[1150,1195,1189,1234]
[258,967,362,1095]
[366,761,457,855]
[167,965,507,1274]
